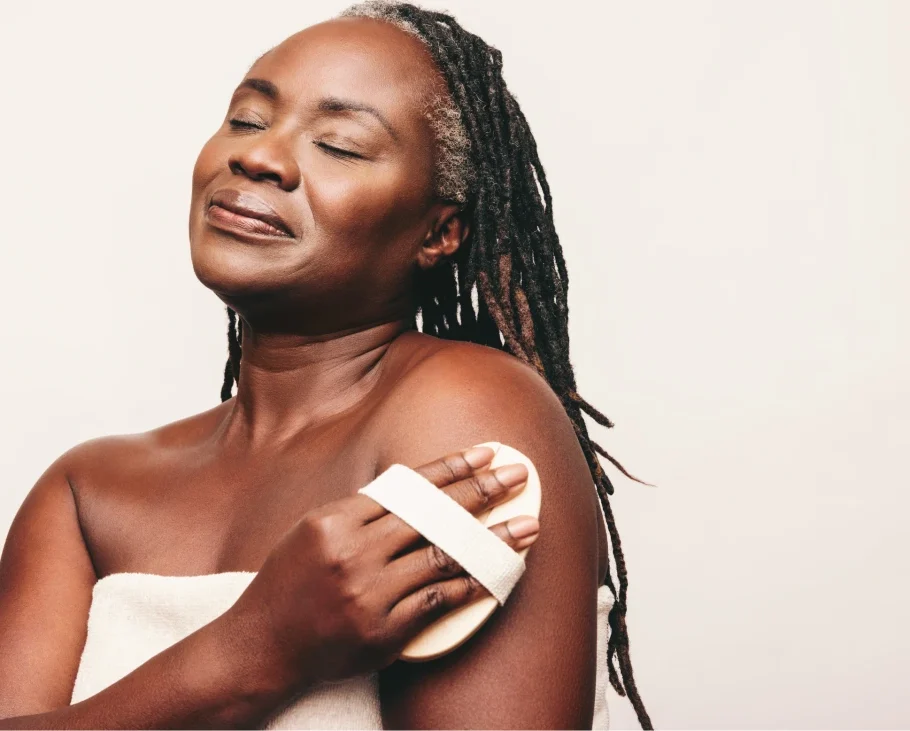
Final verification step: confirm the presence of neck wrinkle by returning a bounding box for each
[218,317,410,450]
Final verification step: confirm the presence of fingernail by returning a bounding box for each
[464,446,495,469]
[494,463,528,488]
[507,516,540,539]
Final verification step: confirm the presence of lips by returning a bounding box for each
[207,188,293,237]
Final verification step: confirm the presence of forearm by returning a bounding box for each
[0,609,300,730]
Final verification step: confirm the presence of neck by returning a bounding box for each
[217,316,410,449]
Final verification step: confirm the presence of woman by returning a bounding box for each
[0,1,651,728]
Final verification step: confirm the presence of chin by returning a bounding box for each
[190,237,285,298]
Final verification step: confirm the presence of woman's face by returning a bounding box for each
[189,17,456,332]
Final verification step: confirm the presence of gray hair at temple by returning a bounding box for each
[338,0,474,204]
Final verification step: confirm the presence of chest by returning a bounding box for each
[78,431,380,579]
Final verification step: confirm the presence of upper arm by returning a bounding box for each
[0,447,97,716]
[376,345,603,729]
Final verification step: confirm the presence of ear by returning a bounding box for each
[416,204,471,270]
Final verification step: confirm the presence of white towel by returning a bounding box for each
[69,571,383,729]
[69,495,614,728]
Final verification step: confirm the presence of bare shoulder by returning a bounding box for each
[59,401,230,488]
[0,403,225,711]
[377,333,605,571]
[9,401,230,566]
[381,335,563,423]
[377,335,577,465]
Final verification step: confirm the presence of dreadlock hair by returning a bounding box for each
[219,2,652,726]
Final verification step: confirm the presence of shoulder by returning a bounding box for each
[376,333,602,574]
[55,401,230,492]
[378,335,579,467]
[12,400,228,537]
[378,336,571,452]
[0,404,226,710]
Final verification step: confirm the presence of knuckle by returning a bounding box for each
[341,581,371,610]
[330,542,361,575]
[422,585,446,612]
[461,574,481,596]
[305,510,340,539]
[428,544,459,576]
[315,535,358,573]
[439,455,459,483]
[337,574,364,603]
[468,474,495,505]
[305,514,358,567]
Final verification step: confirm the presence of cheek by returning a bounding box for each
[190,136,224,206]
[307,158,430,262]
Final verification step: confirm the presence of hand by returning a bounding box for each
[225,445,539,692]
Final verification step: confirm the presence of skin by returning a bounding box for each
[0,16,609,729]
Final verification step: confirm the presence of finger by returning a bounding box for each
[380,515,541,608]
[387,574,487,648]
[369,462,529,557]
[351,445,497,523]
[412,445,496,488]
[444,463,528,515]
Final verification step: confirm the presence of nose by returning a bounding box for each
[227,130,301,190]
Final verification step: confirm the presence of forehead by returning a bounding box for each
[246,17,443,129]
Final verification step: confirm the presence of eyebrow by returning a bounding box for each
[234,77,279,101]
[232,78,399,142]
[316,96,399,142]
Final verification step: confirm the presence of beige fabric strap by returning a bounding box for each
[358,463,526,605]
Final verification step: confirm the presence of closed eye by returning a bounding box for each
[226,120,362,160]
[315,141,363,160]
[228,119,264,130]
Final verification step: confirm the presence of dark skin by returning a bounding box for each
[0,16,609,729]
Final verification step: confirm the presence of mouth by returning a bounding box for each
[206,188,294,238]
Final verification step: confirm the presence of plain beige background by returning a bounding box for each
[1,1,907,728]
